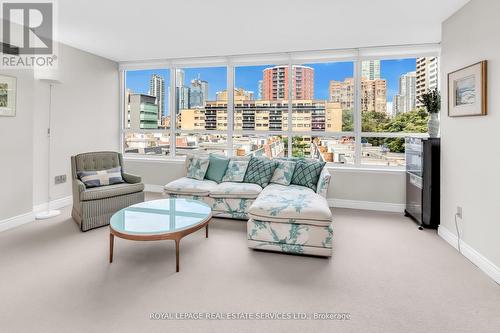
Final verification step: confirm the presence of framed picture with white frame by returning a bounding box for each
[448,60,487,117]
[0,74,17,117]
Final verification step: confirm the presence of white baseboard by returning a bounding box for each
[438,225,500,285]
[328,198,405,213]
[0,211,35,232]
[145,184,164,193]
[0,196,73,233]
[33,196,73,213]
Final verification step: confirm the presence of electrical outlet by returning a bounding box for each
[456,206,462,219]
[54,175,67,184]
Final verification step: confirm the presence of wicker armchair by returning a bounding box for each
[71,151,144,231]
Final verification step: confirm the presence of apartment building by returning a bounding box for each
[262,65,314,100]
[180,99,342,132]
[416,57,440,107]
[127,93,159,129]
[329,77,387,113]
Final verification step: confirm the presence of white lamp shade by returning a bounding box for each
[34,66,62,84]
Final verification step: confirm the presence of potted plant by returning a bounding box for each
[417,88,441,138]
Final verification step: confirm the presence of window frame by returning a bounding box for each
[119,45,439,169]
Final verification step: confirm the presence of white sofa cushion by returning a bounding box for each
[164,177,217,196]
[210,182,262,199]
[248,184,332,227]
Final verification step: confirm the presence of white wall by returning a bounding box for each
[440,0,500,273]
[123,159,405,211]
[0,42,119,228]
[0,69,34,221]
[33,43,120,206]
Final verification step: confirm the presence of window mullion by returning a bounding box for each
[169,67,176,157]
[227,64,234,157]
[353,57,362,165]
[119,70,125,154]
[287,60,293,156]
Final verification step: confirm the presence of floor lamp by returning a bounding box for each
[36,77,62,220]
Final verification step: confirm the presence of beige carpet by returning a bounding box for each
[1,192,499,333]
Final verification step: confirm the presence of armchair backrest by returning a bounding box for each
[71,151,123,180]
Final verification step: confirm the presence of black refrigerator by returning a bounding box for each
[404,137,440,229]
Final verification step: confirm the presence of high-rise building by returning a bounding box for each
[416,57,439,107]
[216,88,254,101]
[262,65,314,100]
[361,79,387,113]
[396,71,417,113]
[329,77,387,113]
[175,69,185,87]
[189,77,209,107]
[127,93,159,130]
[149,74,165,122]
[176,86,190,112]
[329,78,355,110]
[392,95,403,116]
[361,60,381,80]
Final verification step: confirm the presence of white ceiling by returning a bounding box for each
[57,0,469,62]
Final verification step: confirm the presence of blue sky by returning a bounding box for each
[126,59,416,116]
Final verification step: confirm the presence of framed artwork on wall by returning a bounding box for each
[448,60,487,117]
[0,74,17,117]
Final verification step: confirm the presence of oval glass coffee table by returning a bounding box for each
[109,198,212,272]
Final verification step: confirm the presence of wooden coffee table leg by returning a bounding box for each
[206,224,208,238]
[175,238,180,272]
[109,233,114,263]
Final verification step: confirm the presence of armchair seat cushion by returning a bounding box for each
[164,177,218,196]
[248,184,332,227]
[80,182,144,201]
[210,182,262,199]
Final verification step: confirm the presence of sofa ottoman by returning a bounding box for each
[247,184,333,256]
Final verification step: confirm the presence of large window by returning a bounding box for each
[357,58,433,166]
[290,62,355,161]
[175,67,227,156]
[121,52,438,168]
[124,69,170,156]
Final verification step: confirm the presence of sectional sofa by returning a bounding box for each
[164,156,333,256]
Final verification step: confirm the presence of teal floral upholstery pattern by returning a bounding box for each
[316,167,331,198]
[186,155,210,180]
[247,219,333,248]
[290,160,326,192]
[270,159,296,186]
[248,184,332,226]
[210,182,262,199]
[165,161,333,256]
[167,193,252,220]
[222,158,250,182]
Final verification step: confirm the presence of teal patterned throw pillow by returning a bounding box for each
[270,159,296,185]
[290,160,326,191]
[205,154,230,183]
[222,158,250,183]
[186,155,210,180]
[243,157,277,188]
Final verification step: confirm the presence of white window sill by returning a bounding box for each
[123,155,405,173]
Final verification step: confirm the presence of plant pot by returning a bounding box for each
[428,113,439,138]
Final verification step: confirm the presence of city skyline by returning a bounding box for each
[125,59,417,117]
